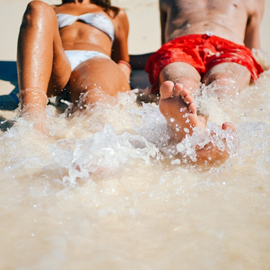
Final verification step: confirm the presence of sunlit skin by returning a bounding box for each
[155,0,265,164]
[17,0,131,132]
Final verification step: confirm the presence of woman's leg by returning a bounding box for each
[17,1,71,122]
[68,57,130,109]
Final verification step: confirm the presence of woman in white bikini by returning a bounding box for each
[17,0,131,130]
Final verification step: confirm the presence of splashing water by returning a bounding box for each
[0,68,270,269]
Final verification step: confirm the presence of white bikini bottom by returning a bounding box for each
[65,50,110,71]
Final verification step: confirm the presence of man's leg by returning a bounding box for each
[203,62,251,97]
[158,62,235,165]
[158,62,205,141]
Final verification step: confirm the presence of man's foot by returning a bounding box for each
[195,122,235,165]
[159,81,235,165]
[159,81,206,141]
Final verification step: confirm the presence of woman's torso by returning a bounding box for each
[53,3,116,56]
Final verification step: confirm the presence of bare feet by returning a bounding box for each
[195,122,235,165]
[159,81,235,165]
[159,81,206,141]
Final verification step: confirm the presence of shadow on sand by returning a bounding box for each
[0,61,18,131]
[0,61,19,111]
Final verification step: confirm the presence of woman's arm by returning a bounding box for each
[111,8,131,80]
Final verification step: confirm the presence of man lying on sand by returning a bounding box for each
[140,0,265,164]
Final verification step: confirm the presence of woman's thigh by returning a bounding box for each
[68,57,130,105]
[18,1,71,96]
[48,30,71,97]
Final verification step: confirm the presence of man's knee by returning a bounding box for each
[204,63,251,90]
[204,73,239,94]
[159,76,200,94]
[205,73,237,86]
[159,62,200,83]
[159,62,201,93]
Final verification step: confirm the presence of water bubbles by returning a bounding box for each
[129,208,136,215]
[171,159,181,165]
[0,71,270,268]
[159,177,166,185]
[98,208,109,217]
[176,143,185,152]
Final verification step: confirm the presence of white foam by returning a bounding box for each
[1,60,270,269]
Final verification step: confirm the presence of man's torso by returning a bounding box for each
[159,0,263,47]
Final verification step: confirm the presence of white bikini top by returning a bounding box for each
[57,13,114,43]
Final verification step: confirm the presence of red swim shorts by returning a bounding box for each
[145,34,264,94]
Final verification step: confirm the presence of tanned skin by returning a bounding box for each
[17,0,131,131]
[149,0,265,164]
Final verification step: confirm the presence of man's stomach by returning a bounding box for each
[165,21,245,46]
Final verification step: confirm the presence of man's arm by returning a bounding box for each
[244,0,265,50]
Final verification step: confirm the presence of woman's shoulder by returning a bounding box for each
[51,4,62,11]
[108,6,127,19]
[108,7,128,27]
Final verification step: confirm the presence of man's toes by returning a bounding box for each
[183,94,194,105]
[222,122,235,131]
[188,103,197,114]
[173,83,185,95]
[179,87,190,98]
[160,81,175,99]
